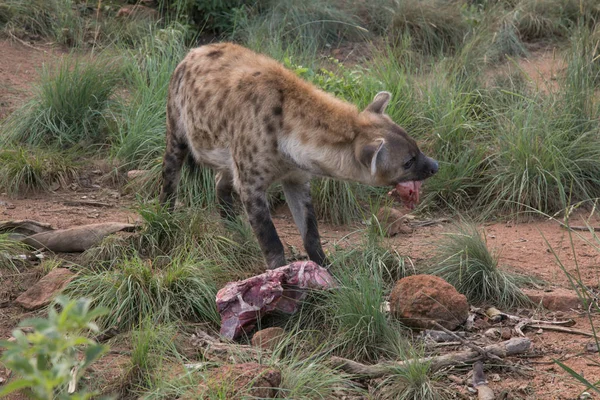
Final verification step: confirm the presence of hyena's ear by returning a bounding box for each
[359,139,386,176]
[365,91,392,114]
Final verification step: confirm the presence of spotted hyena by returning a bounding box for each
[159,43,438,270]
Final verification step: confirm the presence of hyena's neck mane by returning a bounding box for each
[275,69,378,183]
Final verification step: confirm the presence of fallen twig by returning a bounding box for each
[330,338,531,377]
[431,322,504,364]
[63,200,113,208]
[473,361,494,400]
[525,324,596,338]
[487,307,576,337]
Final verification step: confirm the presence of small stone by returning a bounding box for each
[490,373,501,382]
[473,318,491,330]
[484,328,501,339]
[523,288,581,311]
[375,207,413,236]
[585,342,599,353]
[390,275,469,330]
[251,327,285,351]
[127,170,149,180]
[15,268,75,310]
[500,327,512,340]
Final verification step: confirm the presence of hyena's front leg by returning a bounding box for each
[239,185,286,270]
[159,136,189,212]
[282,180,328,266]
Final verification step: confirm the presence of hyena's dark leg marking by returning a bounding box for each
[215,170,236,221]
[159,136,189,212]
[239,185,286,270]
[282,180,327,266]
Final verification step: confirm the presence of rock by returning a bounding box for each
[126,169,150,180]
[523,288,581,311]
[251,327,285,351]
[15,268,75,310]
[390,274,469,330]
[201,363,280,399]
[116,4,158,20]
[375,207,413,236]
[500,327,513,340]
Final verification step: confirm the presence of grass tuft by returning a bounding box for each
[2,56,121,147]
[376,351,450,400]
[389,0,469,56]
[429,224,530,308]
[0,234,30,272]
[65,254,220,331]
[0,146,79,195]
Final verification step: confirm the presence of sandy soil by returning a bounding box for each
[1,39,599,399]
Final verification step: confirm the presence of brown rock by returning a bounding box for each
[199,363,280,399]
[376,207,413,236]
[251,327,285,351]
[390,274,469,330]
[523,288,581,311]
[126,169,149,180]
[15,268,75,310]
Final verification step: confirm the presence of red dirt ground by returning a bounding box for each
[0,39,599,399]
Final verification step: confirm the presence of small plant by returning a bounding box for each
[0,296,108,400]
[0,146,79,195]
[429,224,530,308]
[1,0,85,46]
[298,237,408,361]
[2,56,121,147]
[0,233,31,272]
[389,0,469,56]
[376,352,450,400]
[121,322,181,394]
[65,255,220,331]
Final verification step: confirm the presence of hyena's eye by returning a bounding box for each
[404,157,415,170]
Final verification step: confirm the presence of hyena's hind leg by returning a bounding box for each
[159,135,189,212]
[282,179,328,266]
[215,170,237,221]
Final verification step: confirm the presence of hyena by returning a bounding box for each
[159,43,438,270]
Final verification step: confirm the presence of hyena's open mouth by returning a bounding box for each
[388,181,422,210]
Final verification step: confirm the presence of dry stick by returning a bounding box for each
[473,361,495,400]
[431,322,504,364]
[330,338,532,378]
[63,200,113,208]
[525,324,596,338]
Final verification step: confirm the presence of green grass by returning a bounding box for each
[0,233,30,272]
[479,94,600,215]
[388,0,469,56]
[510,0,600,41]
[233,0,366,53]
[291,236,409,362]
[65,254,221,331]
[376,347,450,400]
[2,55,122,148]
[0,146,79,195]
[429,224,530,308]
[0,0,85,46]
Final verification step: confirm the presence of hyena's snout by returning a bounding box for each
[422,155,439,178]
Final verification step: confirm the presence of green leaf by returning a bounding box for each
[555,359,600,394]
[0,379,34,396]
